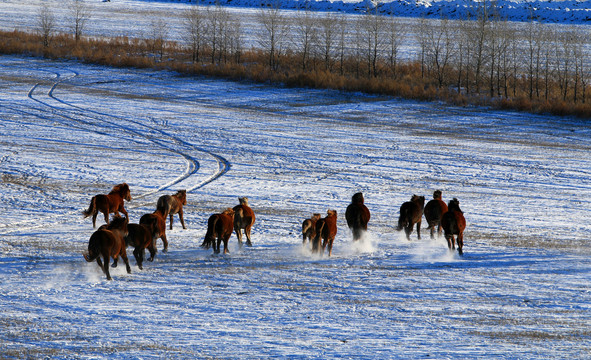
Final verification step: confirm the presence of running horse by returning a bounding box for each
[233,197,255,247]
[312,210,338,256]
[396,194,425,240]
[83,183,132,228]
[302,213,321,245]
[201,208,235,254]
[441,198,466,255]
[157,190,187,230]
[345,192,371,241]
[423,190,448,239]
[83,216,131,280]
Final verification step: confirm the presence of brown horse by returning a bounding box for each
[423,190,449,239]
[157,190,187,230]
[83,183,132,228]
[233,197,255,247]
[345,192,371,241]
[397,195,425,240]
[441,198,466,255]
[139,208,168,252]
[83,216,131,280]
[123,223,157,270]
[201,208,235,254]
[302,213,321,244]
[312,210,338,256]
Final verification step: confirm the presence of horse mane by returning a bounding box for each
[238,197,250,206]
[109,183,129,195]
[448,198,463,213]
[433,190,442,200]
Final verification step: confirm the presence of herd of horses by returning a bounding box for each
[81,183,466,280]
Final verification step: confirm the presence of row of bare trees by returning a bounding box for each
[34,0,591,109]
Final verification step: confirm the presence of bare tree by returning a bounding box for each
[37,3,55,47]
[225,13,243,64]
[183,4,205,63]
[256,2,288,70]
[293,7,317,71]
[69,0,91,43]
[317,11,339,72]
[149,15,168,61]
[359,5,387,77]
[424,16,456,88]
[385,15,405,78]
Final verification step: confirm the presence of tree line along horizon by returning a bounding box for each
[3,0,590,118]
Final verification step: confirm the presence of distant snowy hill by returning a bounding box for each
[137,0,591,23]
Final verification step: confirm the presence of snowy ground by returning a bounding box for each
[1,55,591,358]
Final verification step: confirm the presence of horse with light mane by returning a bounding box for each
[302,213,321,244]
[83,183,131,228]
[233,197,255,247]
[157,190,187,230]
[312,210,338,256]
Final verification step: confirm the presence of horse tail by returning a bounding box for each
[201,215,218,249]
[396,210,408,231]
[83,233,100,262]
[156,196,170,218]
[82,196,97,218]
[312,221,325,253]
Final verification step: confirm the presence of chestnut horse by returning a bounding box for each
[123,223,157,270]
[397,195,425,240]
[140,208,168,252]
[423,190,449,239]
[312,210,338,256]
[441,198,466,255]
[83,183,132,228]
[233,197,255,247]
[157,190,187,230]
[201,208,235,254]
[302,213,321,244]
[345,192,371,241]
[83,216,131,280]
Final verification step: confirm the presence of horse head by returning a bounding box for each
[433,190,442,200]
[448,198,462,213]
[352,192,364,204]
[177,190,187,205]
[238,197,249,206]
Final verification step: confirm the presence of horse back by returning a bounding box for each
[322,214,338,239]
[89,229,121,257]
[346,203,370,229]
[216,213,234,237]
[125,223,152,247]
[233,204,255,226]
[424,199,448,222]
[442,210,465,235]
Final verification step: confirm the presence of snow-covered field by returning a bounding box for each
[1,53,591,358]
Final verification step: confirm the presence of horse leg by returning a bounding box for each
[214,236,221,254]
[111,257,118,268]
[103,210,110,226]
[235,226,243,247]
[404,224,412,240]
[96,257,104,273]
[245,225,253,247]
[169,214,174,230]
[121,251,132,274]
[457,232,464,256]
[134,247,143,270]
[416,220,422,240]
[103,255,112,280]
[326,237,334,257]
[92,212,98,228]
[179,209,186,230]
[445,235,453,251]
[223,235,230,254]
[147,242,156,262]
[161,234,168,253]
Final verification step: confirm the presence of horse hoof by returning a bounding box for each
[163,248,168,253]
[111,263,117,268]
[148,257,154,262]
[246,242,253,247]
[138,265,143,270]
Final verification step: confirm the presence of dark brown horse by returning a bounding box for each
[233,197,255,247]
[312,210,338,256]
[140,208,168,252]
[83,183,132,228]
[345,192,371,241]
[123,223,157,270]
[423,190,449,239]
[157,190,187,230]
[397,195,425,240]
[83,216,131,280]
[302,213,321,244]
[201,208,235,254]
[441,198,466,255]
